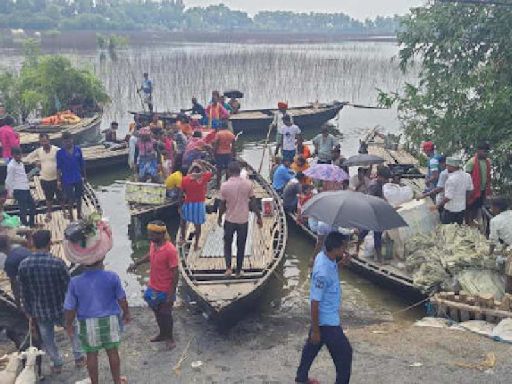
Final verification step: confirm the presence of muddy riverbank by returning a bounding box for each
[5,305,510,384]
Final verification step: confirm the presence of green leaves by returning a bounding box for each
[382,2,512,193]
[0,51,109,121]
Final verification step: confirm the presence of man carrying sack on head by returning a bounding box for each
[128,221,178,350]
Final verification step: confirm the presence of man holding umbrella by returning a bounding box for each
[295,232,352,384]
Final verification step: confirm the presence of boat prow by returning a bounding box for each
[178,160,287,324]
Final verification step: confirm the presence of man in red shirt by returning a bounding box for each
[128,221,178,350]
[213,123,236,187]
[179,162,212,250]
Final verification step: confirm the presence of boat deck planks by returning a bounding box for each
[179,161,287,315]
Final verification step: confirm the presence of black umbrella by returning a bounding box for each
[343,154,385,167]
[302,191,408,232]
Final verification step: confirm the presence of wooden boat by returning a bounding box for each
[0,143,129,181]
[177,160,287,323]
[129,101,346,134]
[0,176,101,295]
[430,291,512,323]
[16,113,102,153]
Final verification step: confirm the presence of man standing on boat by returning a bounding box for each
[279,114,301,162]
[218,161,263,277]
[5,147,36,227]
[128,221,178,350]
[213,122,236,187]
[26,133,60,222]
[437,157,473,225]
[57,132,86,220]
[465,142,492,225]
[295,232,352,384]
[191,97,207,124]
[422,141,442,197]
[312,126,338,164]
[272,102,293,156]
[138,72,153,113]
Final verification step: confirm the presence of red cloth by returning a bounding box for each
[468,155,492,205]
[0,125,20,158]
[181,172,212,203]
[277,102,288,110]
[149,241,178,293]
[422,141,434,152]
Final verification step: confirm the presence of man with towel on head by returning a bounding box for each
[128,221,178,350]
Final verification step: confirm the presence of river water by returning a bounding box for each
[0,42,419,322]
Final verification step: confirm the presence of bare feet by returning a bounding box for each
[166,340,176,350]
[235,270,243,278]
[150,334,167,343]
[45,213,52,222]
[120,376,128,384]
[224,268,232,277]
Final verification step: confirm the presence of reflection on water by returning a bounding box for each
[2,42,420,322]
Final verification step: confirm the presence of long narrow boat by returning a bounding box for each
[0,143,129,182]
[177,160,287,324]
[16,112,102,152]
[284,128,426,300]
[129,101,346,134]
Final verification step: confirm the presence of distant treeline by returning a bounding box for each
[0,0,401,35]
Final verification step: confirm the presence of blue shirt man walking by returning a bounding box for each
[295,232,353,384]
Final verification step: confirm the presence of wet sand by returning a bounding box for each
[7,304,510,384]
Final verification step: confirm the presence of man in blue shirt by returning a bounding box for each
[57,132,85,220]
[139,72,154,113]
[272,159,295,194]
[422,141,442,195]
[296,232,353,384]
[65,260,131,384]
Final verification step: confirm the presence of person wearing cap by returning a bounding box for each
[138,72,153,113]
[422,141,442,195]
[312,126,338,164]
[465,142,492,225]
[271,102,293,156]
[128,221,178,350]
[437,157,473,225]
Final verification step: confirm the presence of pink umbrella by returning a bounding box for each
[304,164,349,182]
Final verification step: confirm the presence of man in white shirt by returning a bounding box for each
[25,133,59,222]
[271,102,293,156]
[349,167,370,193]
[278,114,301,162]
[5,147,36,227]
[488,197,512,293]
[437,157,473,225]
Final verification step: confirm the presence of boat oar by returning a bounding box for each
[345,102,389,110]
[128,66,146,113]
[258,123,274,174]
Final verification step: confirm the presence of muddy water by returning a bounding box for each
[0,42,420,324]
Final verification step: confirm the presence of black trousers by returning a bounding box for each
[223,221,248,272]
[13,189,36,227]
[296,326,352,384]
[152,301,173,339]
[442,209,465,225]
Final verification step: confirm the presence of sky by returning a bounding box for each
[184,0,425,20]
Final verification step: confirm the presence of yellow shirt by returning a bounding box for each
[165,171,183,190]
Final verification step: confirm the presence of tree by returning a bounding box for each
[0,50,109,121]
[379,2,512,193]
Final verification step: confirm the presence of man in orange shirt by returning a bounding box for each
[291,156,311,185]
[213,123,236,187]
[296,136,311,160]
[128,221,178,350]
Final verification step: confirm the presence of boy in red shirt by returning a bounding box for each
[179,162,212,250]
[128,221,178,350]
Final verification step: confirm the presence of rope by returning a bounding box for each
[390,295,433,316]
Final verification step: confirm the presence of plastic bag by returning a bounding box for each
[383,183,414,207]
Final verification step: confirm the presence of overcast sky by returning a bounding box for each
[185,1,425,20]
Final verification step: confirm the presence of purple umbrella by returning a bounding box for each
[304,164,349,182]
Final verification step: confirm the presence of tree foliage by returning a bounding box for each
[379,1,512,193]
[0,0,400,34]
[0,44,109,121]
